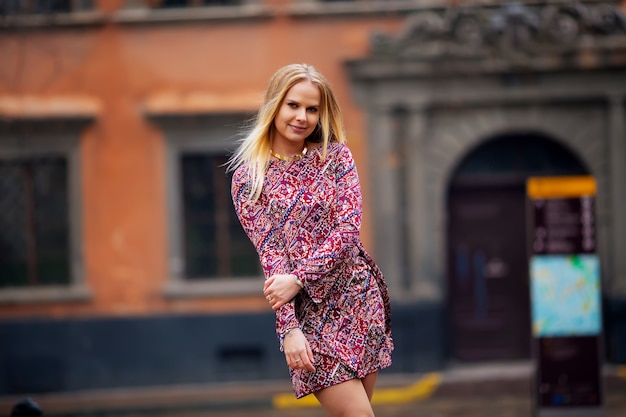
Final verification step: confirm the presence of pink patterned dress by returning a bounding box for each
[231,142,393,398]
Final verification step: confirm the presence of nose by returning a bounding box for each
[295,107,307,121]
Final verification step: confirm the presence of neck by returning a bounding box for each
[270,142,308,162]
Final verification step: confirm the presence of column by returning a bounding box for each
[404,107,441,300]
[367,105,405,295]
[609,94,626,296]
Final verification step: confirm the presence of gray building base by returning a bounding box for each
[0,301,445,395]
[605,297,626,364]
[2,298,623,395]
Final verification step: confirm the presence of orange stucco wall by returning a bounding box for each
[0,2,405,318]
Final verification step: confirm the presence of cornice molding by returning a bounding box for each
[369,1,626,61]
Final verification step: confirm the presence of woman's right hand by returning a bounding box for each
[283,328,315,372]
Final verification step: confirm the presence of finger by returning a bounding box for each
[288,353,302,369]
[273,298,285,310]
[292,357,303,369]
[264,282,277,297]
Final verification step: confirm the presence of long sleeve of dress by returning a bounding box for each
[231,167,300,341]
[291,144,363,303]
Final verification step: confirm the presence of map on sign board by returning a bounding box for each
[530,254,601,337]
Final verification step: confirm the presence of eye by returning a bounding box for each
[287,102,297,109]
[307,107,318,113]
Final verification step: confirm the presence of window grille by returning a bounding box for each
[0,0,94,14]
[147,0,242,8]
[180,153,259,279]
[0,155,71,288]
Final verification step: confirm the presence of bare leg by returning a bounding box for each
[314,378,375,417]
[361,371,378,402]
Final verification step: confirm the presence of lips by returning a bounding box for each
[290,125,307,134]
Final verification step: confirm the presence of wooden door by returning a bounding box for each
[447,185,531,360]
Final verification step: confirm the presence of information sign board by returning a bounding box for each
[527,176,603,417]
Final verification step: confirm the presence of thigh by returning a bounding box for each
[361,371,378,401]
[314,378,374,417]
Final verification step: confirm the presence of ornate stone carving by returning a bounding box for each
[371,1,626,59]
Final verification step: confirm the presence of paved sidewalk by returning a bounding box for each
[1,362,624,417]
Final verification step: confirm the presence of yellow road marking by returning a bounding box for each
[272,372,441,409]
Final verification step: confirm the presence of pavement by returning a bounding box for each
[1,362,625,417]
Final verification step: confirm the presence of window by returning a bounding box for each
[117,0,268,24]
[181,153,258,279]
[150,0,242,7]
[0,0,94,14]
[286,0,424,18]
[0,156,70,287]
[0,120,89,303]
[157,114,261,297]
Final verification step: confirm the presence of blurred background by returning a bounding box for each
[0,0,625,415]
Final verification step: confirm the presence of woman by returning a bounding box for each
[229,63,393,416]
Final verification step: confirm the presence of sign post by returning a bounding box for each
[527,176,604,417]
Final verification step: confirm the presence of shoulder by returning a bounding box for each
[306,142,354,172]
[233,162,252,178]
[325,142,353,161]
[231,164,251,194]
[327,141,349,153]
[329,142,355,168]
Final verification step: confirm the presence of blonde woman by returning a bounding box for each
[229,63,393,417]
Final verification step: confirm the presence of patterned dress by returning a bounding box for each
[231,142,393,398]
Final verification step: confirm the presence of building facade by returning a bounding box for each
[348,0,626,364]
[0,0,625,395]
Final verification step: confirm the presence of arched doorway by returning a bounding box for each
[447,132,589,361]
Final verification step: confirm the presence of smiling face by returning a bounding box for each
[271,80,321,156]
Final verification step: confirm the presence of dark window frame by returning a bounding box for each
[114,0,270,25]
[148,0,243,8]
[0,0,95,15]
[0,119,90,304]
[155,113,262,298]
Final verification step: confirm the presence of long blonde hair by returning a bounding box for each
[227,63,346,200]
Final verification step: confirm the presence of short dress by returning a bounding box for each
[231,142,393,398]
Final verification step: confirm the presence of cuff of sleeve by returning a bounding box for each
[292,269,325,304]
[293,273,304,289]
[279,327,299,352]
[277,302,299,350]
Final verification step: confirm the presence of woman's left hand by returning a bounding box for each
[264,274,301,311]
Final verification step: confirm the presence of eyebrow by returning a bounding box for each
[285,97,320,108]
